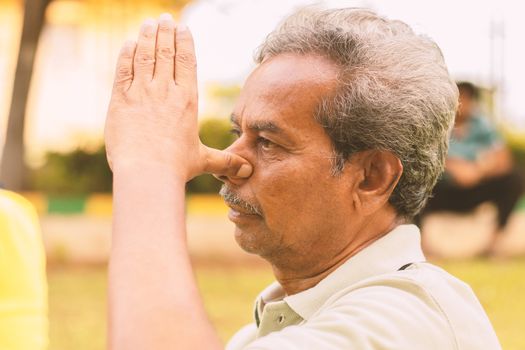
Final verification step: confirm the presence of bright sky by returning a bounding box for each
[183,0,525,125]
[1,0,524,161]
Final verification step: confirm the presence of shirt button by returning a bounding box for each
[278,314,285,324]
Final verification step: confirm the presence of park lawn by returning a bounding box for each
[47,264,274,350]
[439,258,525,350]
[48,258,525,350]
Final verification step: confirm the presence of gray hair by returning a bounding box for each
[255,8,458,219]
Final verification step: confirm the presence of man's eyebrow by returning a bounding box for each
[230,114,240,126]
[230,113,283,134]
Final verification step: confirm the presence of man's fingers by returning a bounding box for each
[174,25,197,91]
[133,19,157,83]
[202,146,253,178]
[113,40,137,93]
[154,13,176,81]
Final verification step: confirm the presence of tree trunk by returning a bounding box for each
[0,0,51,190]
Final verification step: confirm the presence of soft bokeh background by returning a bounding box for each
[1,0,524,349]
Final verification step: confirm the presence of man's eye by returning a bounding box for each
[257,137,275,150]
[230,128,241,138]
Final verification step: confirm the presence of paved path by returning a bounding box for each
[422,204,525,258]
[40,207,525,264]
[40,214,264,264]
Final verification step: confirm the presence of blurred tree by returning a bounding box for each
[31,145,112,194]
[0,0,193,191]
[198,117,237,150]
[30,117,234,194]
[207,83,241,103]
[1,0,51,190]
[204,83,241,121]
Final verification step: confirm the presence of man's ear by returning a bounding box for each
[349,150,403,216]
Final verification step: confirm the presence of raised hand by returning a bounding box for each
[105,13,252,181]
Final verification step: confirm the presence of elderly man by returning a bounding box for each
[105,8,501,350]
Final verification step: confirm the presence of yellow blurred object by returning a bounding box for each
[187,194,229,216]
[18,192,47,216]
[0,190,48,350]
[85,193,113,217]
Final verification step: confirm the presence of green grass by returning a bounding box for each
[48,268,107,350]
[47,264,274,349]
[438,258,525,350]
[48,259,525,349]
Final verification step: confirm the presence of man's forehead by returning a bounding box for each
[232,54,339,128]
[245,54,338,93]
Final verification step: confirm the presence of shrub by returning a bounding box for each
[31,146,112,195]
[31,118,235,194]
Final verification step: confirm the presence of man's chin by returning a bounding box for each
[233,227,264,255]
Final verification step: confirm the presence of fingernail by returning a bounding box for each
[236,164,252,178]
[143,18,156,27]
[178,23,188,32]
[121,40,136,54]
[159,13,173,21]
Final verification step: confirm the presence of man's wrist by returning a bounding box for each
[111,158,189,183]
[111,157,188,241]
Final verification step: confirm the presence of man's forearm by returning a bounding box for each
[105,14,251,348]
[477,146,513,179]
[109,164,222,349]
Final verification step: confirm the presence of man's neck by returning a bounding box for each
[270,210,403,296]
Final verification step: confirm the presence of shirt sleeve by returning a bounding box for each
[240,281,455,350]
[448,116,505,161]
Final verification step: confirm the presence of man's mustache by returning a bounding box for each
[219,185,263,216]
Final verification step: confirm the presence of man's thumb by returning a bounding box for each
[202,146,253,178]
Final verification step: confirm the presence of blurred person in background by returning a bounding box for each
[0,189,48,349]
[418,81,524,253]
[105,9,501,350]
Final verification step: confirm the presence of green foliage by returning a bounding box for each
[199,117,236,149]
[31,146,112,194]
[187,117,236,193]
[31,117,234,194]
[506,132,525,171]
[207,83,241,103]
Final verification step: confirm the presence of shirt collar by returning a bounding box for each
[255,224,425,321]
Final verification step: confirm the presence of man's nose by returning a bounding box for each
[213,140,252,185]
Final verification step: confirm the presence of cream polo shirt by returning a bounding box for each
[226,224,501,350]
